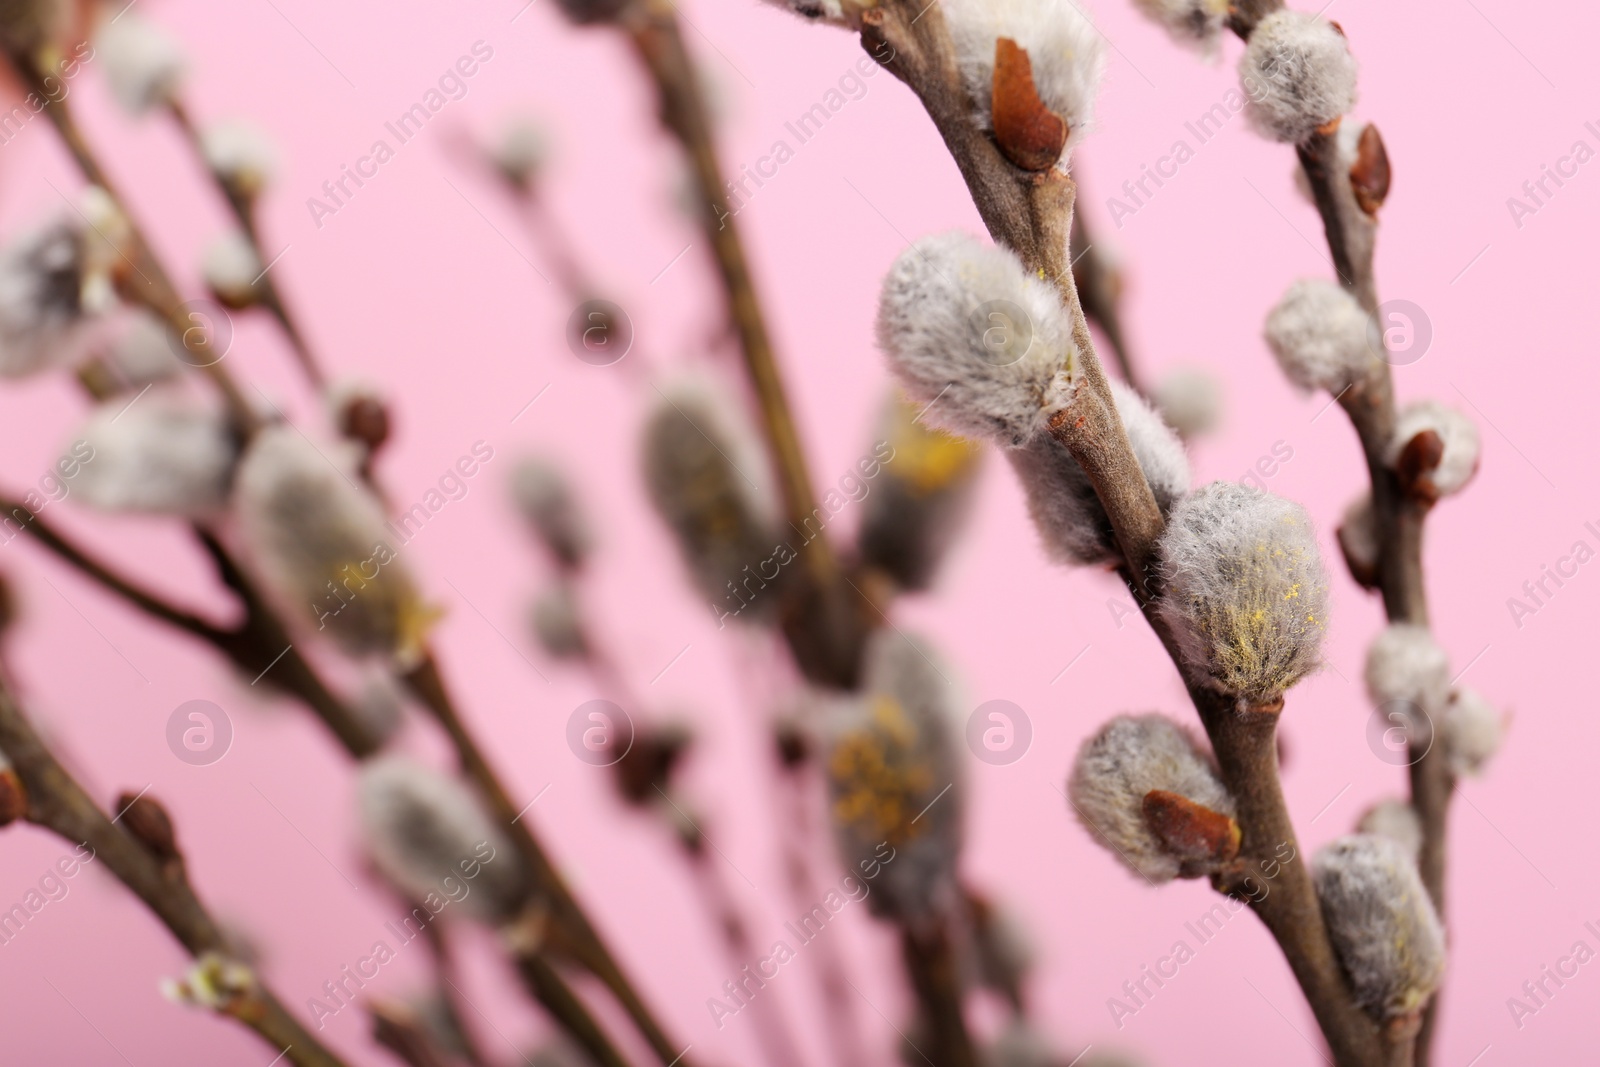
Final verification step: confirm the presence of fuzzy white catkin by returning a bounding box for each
[1152,366,1223,438]
[234,426,432,664]
[1264,279,1376,395]
[530,581,587,660]
[1240,10,1358,144]
[358,757,528,924]
[943,0,1105,157]
[491,116,550,187]
[641,374,777,617]
[509,457,592,568]
[1156,482,1330,705]
[1009,378,1190,566]
[1356,799,1422,863]
[0,219,93,379]
[1130,0,1229,51]
[73,393,236,516]
[1313,834,1445,1020]
[1443,686,1503,777]
[95,10,186,115]
[202,232,263,307]
[826,630,964,923]
[1364,623,1450,723]
[110,310,184,386]
[201,120,278,196]
[1386,400,1480,497]
[877,232,1076,448]
[1068,714,1235,883]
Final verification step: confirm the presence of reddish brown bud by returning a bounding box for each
[991,38,1068,172]
[0,767,26,827]
[116,792,181,863]
[774,717,811,769]
[612,723,692,806]
[1142,789,1241,873]
[1350,124,1391,216]
[338,394,391,454]
[1395,429,1445,505]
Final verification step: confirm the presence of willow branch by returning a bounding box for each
[0,679,356,1067]
[510,945,638,1067]
[369,1001,457,1067]
[401,653,692,1067]
[11,53,261,437]
[619,1,881,688]
[166,97,327,390]
[845,3,1402,1062]
[1297,124,1448,1066]
[0,497,225,642]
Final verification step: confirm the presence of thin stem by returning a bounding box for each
[1070,202,1143,394]
[401,653,692,1067]
[369,1000,458,1067]
[0,497,225,642]
[0,679,355,1067]
[622,1,871,689]
[1298,129,1450,1064]
[511,950,637,1067]
[898,923,979,1067]
[11,54,261,437]
[841,3,1404,1061]
[166,97,328,390]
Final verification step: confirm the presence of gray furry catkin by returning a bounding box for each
[1313,834,1445,1020]
[1155,481,1329,707]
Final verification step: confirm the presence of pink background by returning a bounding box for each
[2,0,1596,1063]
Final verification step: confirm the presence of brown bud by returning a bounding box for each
[338,393,391,454]
[0,767,26,827]
[116,792,181,863]
[774,717,810,768]
[1395,429,1445,505]
[1350,124,1391,216]
[612,723,692,806]
[990,38,1068,172]
[1142,789,1241,874]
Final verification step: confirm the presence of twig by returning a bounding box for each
[401,653,693,1067]
[369,1000,458,1067]
[622,0,872,689]
[510,947,637,1067]
[10,53,261,437]
[166,97,328,390]
[1297,122,1449,1066]
[841,3,1404,1062]
[0,678,356,1067]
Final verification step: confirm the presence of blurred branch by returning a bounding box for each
[509,944,638,1067]
[0,677,357,1067]
[622,0,872,689]
[1069,202,1142,394]
[369,1001,458,1067]
[401,653,693,1067]
[0,501,382,755]
[9,53,262,437]
[166,97,328,390]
